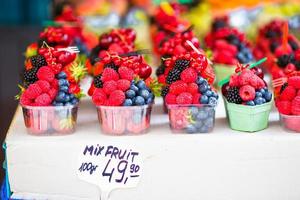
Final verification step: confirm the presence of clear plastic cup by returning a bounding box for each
[96,104,153,135]
[279,113,300,132]
[21,104,78,135]
[167,104,217,133]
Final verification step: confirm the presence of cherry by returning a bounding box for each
[250,67,264,79]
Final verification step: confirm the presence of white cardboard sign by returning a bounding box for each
[77,144,143,200]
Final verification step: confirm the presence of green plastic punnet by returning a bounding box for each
[225,99,273,132]
[214,63,236,85]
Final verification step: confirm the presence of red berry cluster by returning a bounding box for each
[205,16,253,65]
[39,27,73,47]
[276,76,300,115]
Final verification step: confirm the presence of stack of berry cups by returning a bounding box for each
[205,16,254,84]
[162,52,218,134]
[221,62,273,132]
[275,75,300,132]
[19,44,85,135]
[89,36,154,135]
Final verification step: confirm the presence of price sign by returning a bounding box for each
[77,144,143,200]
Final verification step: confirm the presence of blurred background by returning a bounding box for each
[0,0,300,180]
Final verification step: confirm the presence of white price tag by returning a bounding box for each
[77,144,143,200]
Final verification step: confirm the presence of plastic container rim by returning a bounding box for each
[96,103,154,110]
[20,103,79,110]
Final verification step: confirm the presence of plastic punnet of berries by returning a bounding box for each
[274,74,300,132]
[89,50,155,135]
[17,43,86,135]
[204,16,254,83]
[86,28,137,76]
[221,62,273,132]
[159,49,218,134]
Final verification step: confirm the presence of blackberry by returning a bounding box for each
[156,65,166,76]
[166,59,190,84]
[280,83,288,94]
[104,62,118,71]
[23,67,38,86]
[270,42,279,53]
[161,86,169,98]
[30,55,47,68]
[277,54,291,68]
[226,87,243,104]
[93,75,103,88]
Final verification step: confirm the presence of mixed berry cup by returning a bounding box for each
[96,104,153,135]
[21,104,78,135]
[167,104,217,133]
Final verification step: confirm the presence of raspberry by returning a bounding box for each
[229,74,239,87]
[280,86,296,101]
[51,79,59,89]
[187,83,198,94]
[239,85,255,101]
[48,88,58,99]
[118,67,134,81]
[92,88,107,106]
[288,76,300,89]
[169,80,188,95]
[276,100,291,115]
[103,80,117,95]
[37,66,55,82]
[165,93,177,105]
[180,68,197,83]
[117,79,131,91]
[26,83,42,99]
[35,93,52,106]
[239,69,254,86]
[291,96,300,115]
[176,92,193,104]
[102,68,119,82]
[193,93,201,104]
[36,80,50,93]
[108,90,125,106]
[249,76,265,89]
[20,93,32,106]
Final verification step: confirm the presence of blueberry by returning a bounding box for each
[57,72,67,79]
[246,101,255,106]
[189,107,199,118]
[55,102,64,106]
[125,90,136,99]
[134,96,145,105]
[261,98,266,104]
[199,125,209,133]
[205,90,213,97]
[204,117,214,128]
[58,79,69,87]
[64,94,71,103]
[60,86,69,93]
[148,93,154,101]
[139,89,150,99]
[196,110,208,120]
[237,52,247,63]
[254,97,264,105]
[208,97,218,106]
[196,76,205,85]
[69,94,75,99]
[259,88,266,95]
[194,121,203,129]
[146,98,153,104]
[136,80,146,89]
[130,84,139,92]
[212,91,219,99]
[71,98,79,105]
[207,109,215,117]
[200,95,209,104]
[55,91,66,102]
[199,84,208,93]
[255,92,263,97]
[264,91,272,102]
[123,99,133,106]
[186,124,197,133]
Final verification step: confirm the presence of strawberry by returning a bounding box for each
[165,93,177,105]
[291,96,300,115]
[276,100,291,115]
[35,93,52,106]
[187,83,198,94]
[180,68,197,83]
[176,92,193,104]
[92,88,107,106]
[26,83,43,99]
[169,80,188,95]
[280,86,296,101]
[288,76,300,89]
[102,68,119,82]
[117,79,131,91]
[103,80,117,95]
[118,67,134,81]
[36,80,50,93]
[107,90,125,106]
[37,66,55,82]
[239,85,255,101]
